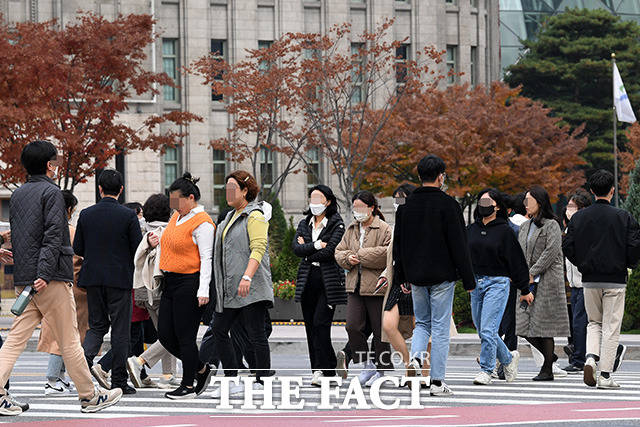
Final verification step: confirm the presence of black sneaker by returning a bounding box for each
[165,385,196,400]
[113,384,136,395]
[613,344,627,373]
[194,364,213,396]
[563,344,574,359]
[563,364,583,373]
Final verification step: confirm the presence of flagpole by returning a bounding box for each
[613,52,619,207]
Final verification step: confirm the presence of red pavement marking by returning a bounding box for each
[5,401,640,426]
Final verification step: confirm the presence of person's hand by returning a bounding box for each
[400,283,411,294]
[238,279,251,297]
[1,230,10,244]
[376,277,388,292]
[520,292,534,306]
[148,233,160,248]
[33,278,48,292]
[319,241,327,249]
[297,236,305,244]
[529,274,534,284]
[348,254,360,266]
[198,296,210,307]
[0,248,12,264]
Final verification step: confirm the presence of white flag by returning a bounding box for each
[614,63,636,123]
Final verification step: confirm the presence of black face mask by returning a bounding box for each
[478,205,495,218]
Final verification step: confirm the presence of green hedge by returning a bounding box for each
[271,217,300,284]
[452,281,473,328]
[623,267,640,332]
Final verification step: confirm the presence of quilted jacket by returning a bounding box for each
[9,175,74,286]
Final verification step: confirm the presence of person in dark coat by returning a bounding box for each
[293,185,346,386]
[74,169,143,395]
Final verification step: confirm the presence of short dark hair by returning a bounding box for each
[589,170,615,197]
[20,140,57,176]
[124,202,143,215]
[508,192,527,216]
[417,154,445,183]
[569,188,593,209]
[527,185,556,227]
[98,169,124,196]
[61,190,78,212]
[225,170,259,203]
[392,183,417,198]
[142,194,171,223]
[304,184,339,217]
[474,188,509,222]
[168,172,201,201]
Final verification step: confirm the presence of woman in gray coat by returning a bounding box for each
[517,186,570,381]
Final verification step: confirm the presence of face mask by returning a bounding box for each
[52,166,59,180]
[478,205,495,218]
[393,203,399,212]
[353,210,370,223]
[566,208,577,220]
[309,203,326,216]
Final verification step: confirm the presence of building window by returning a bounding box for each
[446,45,457,85]
[211,39,226,102]
[163,147,180,190]
[445,0,457,4]
[0,199,9,222]
[213,149,227,208]
[470,0,478,7]
[162,39,179,102]
[258,40,272,71]
[259,147,274,194]
[395,43,409,92]
[470,46,478,87]
[351,42,365,104]
[306,147,321,188]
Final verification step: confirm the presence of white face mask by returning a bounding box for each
[393,203,399,212]
[52,166,59,180]
[353,210,370,223]
[309,203,327,216]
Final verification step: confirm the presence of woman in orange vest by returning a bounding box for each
[155,173,214,400]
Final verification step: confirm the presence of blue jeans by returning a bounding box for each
[570,288,587,367]
[411,281,455,381]
[471,276,513,373]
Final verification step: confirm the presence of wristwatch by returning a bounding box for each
[242,275,253,282]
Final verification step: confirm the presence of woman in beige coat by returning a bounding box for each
[335,191,392,386]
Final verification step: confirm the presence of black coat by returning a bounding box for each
[563,199,640,284]
[393,186,476,290]
[74,197,143,289]
[292,213,347,306]
[9,175,74,286]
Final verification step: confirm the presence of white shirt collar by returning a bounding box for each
[309,216,328,228]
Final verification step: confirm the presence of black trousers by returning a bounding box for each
[200,309,272,372]
[99,320,147,379]
[499,285,518,351]
[158,273,204,388]
[209,301,271,381]
[83,286,132,387]
[301,267,337,376]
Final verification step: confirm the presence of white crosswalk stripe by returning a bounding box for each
[2,354,639,421]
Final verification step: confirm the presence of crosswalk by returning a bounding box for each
[2,354,640,423]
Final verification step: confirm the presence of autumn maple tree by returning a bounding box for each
[365,82,588,212]
[0,13,200,191]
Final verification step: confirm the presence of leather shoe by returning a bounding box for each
[532,372,554,381]
[114,384,137,395]
[563,364,583,373]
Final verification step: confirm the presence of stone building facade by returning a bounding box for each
[0,0,500,219]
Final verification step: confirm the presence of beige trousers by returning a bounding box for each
[0,281,95,399]
[584,287,626,373]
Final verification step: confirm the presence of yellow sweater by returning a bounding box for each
[223,210,268,263]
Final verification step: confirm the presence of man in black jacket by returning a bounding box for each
[74,169,142,395]
[563,170,640,389]
[0,141,122,416]
[393,154,475,397]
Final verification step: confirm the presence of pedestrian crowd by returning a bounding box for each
[0,141,638,416]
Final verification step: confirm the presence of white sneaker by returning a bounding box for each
[311,371,324,387]
[502,351,520,383]
[430,381,453,396]
[252,382,264,391]
[358,363,377,386]
[157,375,181,389]
[552,363,568,377]
[597,375,621,389]
[126,356,144,388]
[59,377,74,392]
[365,372,384,387]
[0,393,27,416]
[473,371,492,385]
[44,380,70,396]
[140,377,158,388]
[491,361,501,379]
[80,387,122,413]
[211,383,244,398]
[584,356,597,387]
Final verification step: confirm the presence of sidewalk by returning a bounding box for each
[3,312,640,358]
